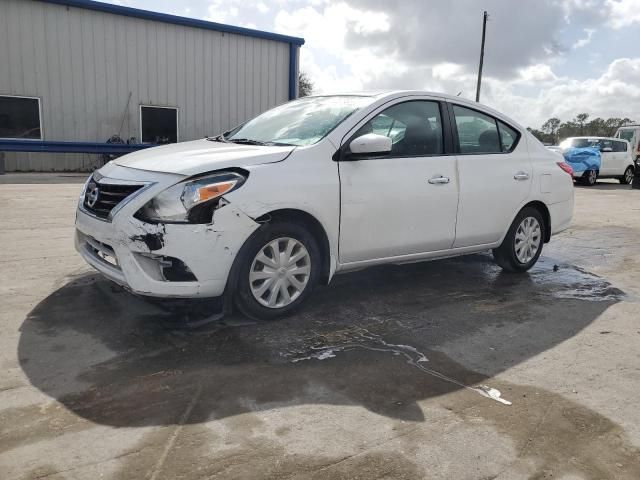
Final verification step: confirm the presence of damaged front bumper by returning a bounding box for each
[75,166,260,298]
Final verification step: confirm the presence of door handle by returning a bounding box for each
[428,175,450,184]
[514,171,530,181]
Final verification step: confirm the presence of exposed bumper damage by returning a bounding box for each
[75,201,259,298]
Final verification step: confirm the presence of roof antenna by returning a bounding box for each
[456,91,462,96]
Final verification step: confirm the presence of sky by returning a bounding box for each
[107,0,640,128]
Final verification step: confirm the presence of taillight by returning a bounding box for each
[637,143,640,152]
[557,162,573,176]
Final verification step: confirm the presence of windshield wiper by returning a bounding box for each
[228,138,295,146]
[227,138,265,145]
[206,133,230,142]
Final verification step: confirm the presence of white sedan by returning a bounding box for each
[75,91,574,320]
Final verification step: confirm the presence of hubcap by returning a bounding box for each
[589,170,597,183]
[514,216,541,264]
[249,237,311,308]
[626,169,633,183]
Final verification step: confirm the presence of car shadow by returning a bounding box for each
[16,254,623,432]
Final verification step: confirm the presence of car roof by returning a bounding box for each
[305,90,522,128]
[311,90,482,102]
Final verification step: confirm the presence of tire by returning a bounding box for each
[493,207,545,273]
[233,221,321,321]
[620,166,634,185]
[581,169,598,186]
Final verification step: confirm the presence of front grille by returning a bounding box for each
[83,177,144,219]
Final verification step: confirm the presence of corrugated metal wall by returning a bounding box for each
[0,0,292,171]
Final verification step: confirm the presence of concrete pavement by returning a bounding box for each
[1,177,639,479]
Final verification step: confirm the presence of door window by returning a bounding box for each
[612,140,627,152]
[617,130,635,143]
[453,105,502,154]
[352,101,444,156]
[600,139,612,150]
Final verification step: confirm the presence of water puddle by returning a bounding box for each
[529,260,626,302]
[284,328,512,406]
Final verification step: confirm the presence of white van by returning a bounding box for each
[615,126,640,161]
[558,136,635,185]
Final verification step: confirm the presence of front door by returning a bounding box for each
[598,139,616,175]
[338,100,459,264]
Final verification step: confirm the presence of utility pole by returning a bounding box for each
[475,11,488,102]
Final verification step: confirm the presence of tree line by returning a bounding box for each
[527,114,635,145]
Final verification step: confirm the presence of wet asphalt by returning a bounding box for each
[1,176,639,479]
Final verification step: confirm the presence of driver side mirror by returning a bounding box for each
[346,133,392,159]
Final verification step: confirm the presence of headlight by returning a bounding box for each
[135,171,246,224]
[79,173,93,207]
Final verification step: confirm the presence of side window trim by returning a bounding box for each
[335,98,455,161]
[497,120,520,153]
[446,101,521,155]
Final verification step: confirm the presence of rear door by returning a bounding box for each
[598,139,616,175]
[338,99,459,263]
[450,104,532,248]
[612,139,631,174]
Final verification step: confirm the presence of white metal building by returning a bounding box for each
[0,0,304,172]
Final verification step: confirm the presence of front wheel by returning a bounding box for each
[233,222,321,321]
[493,207,545,273]
[620,166,634,185]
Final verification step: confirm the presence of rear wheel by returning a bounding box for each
[493,207,545,273]
[234,222,320,321]
[581,169,598,186]
[620,166,634,185]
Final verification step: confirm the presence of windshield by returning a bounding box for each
[617,129,635,142]
[224,96,372,146]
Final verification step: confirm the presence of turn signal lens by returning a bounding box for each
[180,174,245,211]
[557,162,573,176]
[192,180,237,203]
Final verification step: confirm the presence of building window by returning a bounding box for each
[140,105,178,144]
[0,95,42,140]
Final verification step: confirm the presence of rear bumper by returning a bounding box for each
[549,196,573,236]
[75,202,259,298]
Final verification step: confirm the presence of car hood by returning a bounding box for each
[113,139,295,176]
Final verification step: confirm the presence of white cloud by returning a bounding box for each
[518,64,559,83]
[204,1,239,23]
[485,58,640,126]
[606,0,640,28]
[572,28,595,48]
[274,2,395,93]
[431,63,465,84]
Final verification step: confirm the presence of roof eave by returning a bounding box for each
[37,0,305,46]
